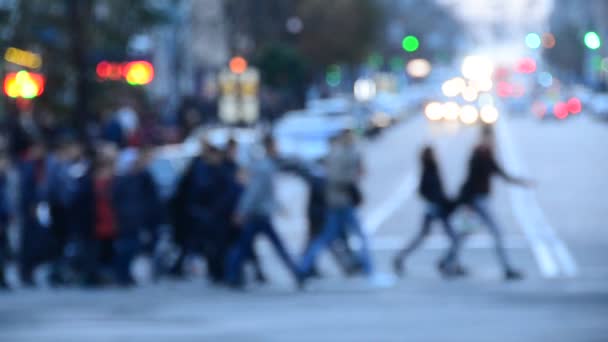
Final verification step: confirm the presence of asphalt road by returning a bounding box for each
[1,111,607,342]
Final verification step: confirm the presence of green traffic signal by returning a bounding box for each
[584,31,601,50]
[402,35,419,53]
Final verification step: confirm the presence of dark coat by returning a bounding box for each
[112,169,161,239]
[458,146,508,203]
[63,162,95,239]
[419,162,449,206]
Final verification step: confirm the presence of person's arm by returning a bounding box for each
[491,157,529,186]
[235,165,264,220]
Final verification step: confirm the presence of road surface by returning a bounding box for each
[1,110,607,341]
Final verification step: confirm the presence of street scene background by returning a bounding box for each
[0,0,607,341]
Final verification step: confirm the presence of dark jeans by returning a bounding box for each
[306,214,358,274]
[466,196,513,271]
[395,202,460,267]
[0,229,7,286]
[299,206,372,276]
[225,215,298,284]
[114,236,139,285]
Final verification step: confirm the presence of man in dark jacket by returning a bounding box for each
[184,140,227,283]
[457,135,529,281]
[17,139,51,286]
[62,140,96,285]
[219,138,266,283]
[112,148,161,285]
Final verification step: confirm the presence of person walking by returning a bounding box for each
[16,139,51,286]
[392,146,462,277]
[298,129,373,284]
[0,152,16,290]
[61,139,97,286]
[112,147,160,286]
[220,138,266,284]
[298,159,359,277]
[92,145,119,284]
[457,128,529,280]
[224,135,299,288]
[184,140,227,283]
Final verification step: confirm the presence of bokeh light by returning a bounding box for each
[326,65,342,87]
[462,86,479,102]
[459,105,479,125]
[567,97,582,114]
[553,102,569,119]
[525,33,541,49]
[353,78,376,101]
[4,70,45,98]
[402,35,420,52]
[442,102,460,121]
[516,57,537,73]
[229,56,248,74]
[441,77,466,97]
[424,102,443,121]
[406,58,432,78]
[470,78,493,92]
[480,105,499,124]
[542,33,556,48]
[462,55,494,81]
[584,32,601,50]
[123,61,154,85]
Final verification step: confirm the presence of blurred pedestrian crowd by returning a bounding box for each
[0,103,372,290]
[0,103,529,291]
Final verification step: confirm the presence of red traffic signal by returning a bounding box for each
[4,71,45,99]
[96,60,154,85]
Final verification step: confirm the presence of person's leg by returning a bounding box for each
[298,209,344,275]
[0,230,7,288]
[394,213,433,263]
[19,225,36,286]
[247,246,267,283]
[328,236,358,275]
[203,227,223,283]
[225,219,259,285]
[344,207,373,275]
[438,213,461,269]
[259,217,298,278]
[470,198,515,273]
[114,236,138,286]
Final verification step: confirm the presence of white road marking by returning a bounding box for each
[371,234,528,251]
[363,171,418,235]
[496,114,578,278]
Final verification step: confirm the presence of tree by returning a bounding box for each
[296,0,380,68]
[1,0,169,131]
[254,42,309,108]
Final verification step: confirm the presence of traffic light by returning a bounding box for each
[402,35,419,53]
[3,70,45,99]
[95,60,154,85]
[584,32,601,50]
[229,56,248,74]
[123,61,154,85]
[96,61,124,80]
